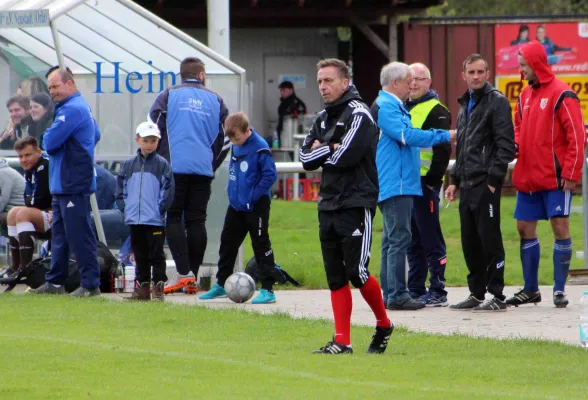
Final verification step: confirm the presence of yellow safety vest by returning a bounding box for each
[409,98,448,177]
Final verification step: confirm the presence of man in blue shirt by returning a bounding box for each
[31,67,102,297]
[372,62,454,311]
[149,57,230,284]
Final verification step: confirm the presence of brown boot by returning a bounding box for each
[152,281,165,302]
[124,282,151,301]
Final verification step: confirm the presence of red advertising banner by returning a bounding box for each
[495,23,588,75]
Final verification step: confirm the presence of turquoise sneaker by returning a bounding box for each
[199,283,226,300]
[251,289,276,304]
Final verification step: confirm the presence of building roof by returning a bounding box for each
[137,0,445,28]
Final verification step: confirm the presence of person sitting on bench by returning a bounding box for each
[0,136,51,283]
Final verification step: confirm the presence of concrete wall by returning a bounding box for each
[185,28,338,136]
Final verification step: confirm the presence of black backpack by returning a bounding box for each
[244,256,301,286]
[6,242,119,293]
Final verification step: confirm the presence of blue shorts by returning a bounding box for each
[514,190,572,221]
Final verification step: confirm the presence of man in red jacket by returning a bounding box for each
[507,41,586,308]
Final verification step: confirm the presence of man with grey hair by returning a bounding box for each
[371,61,455,311]
[405,62,452,307]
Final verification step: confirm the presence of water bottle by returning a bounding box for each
[581,291,588,348]
[272,131,279,149]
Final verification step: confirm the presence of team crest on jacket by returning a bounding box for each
[540,98,548,110]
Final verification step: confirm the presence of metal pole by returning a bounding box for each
[51,19,107,245]
[207,0,230,59]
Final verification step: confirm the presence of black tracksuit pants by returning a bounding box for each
[166,174,212,277]
[130,224,167,283]
[459,182,505,300]
[216,196,276,291]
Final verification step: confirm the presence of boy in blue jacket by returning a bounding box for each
[199,112,279,304]
[116,122,174,301]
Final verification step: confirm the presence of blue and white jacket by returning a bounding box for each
[228,130,277,212]
[149,79,230,177]
[372,90,450,202]
[43,92,101,195]
[115,150,175,226]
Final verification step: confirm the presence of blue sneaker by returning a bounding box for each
[418,291,448,307]
[199,283,226,300]
[251,289,276,304]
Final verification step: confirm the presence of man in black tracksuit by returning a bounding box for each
[300,59,392,355]
[445,54,516,312]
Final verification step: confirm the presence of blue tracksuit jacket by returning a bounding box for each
[373,90,450,202]
[43,92,101,195]
[115,150,175,226]
[149,79,230,177]
[228,130,277,212]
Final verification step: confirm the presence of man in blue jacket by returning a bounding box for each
[199,112,279,304]
[372,62,455,311]
[149,57,230,283]
[31,67,102,296]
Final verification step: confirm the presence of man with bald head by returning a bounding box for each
[404,63,452,307]
[31,66,102,296]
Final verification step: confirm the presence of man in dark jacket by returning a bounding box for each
[275,81,307,147]
[149,57,230,283]
[405,63,452,307]
[0,137,51,284]
[445,54,516,312]
[300,58,393,355]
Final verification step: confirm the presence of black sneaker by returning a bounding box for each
[0,268,25,284]
[367,324,394,354]
[0,267,18,281]
[506,289,541,307]
[70,287,101,297]
[553,291,569,308]
[386,297,426,310]
[29,282,66,295]
[472,297,507,312]
[449,295,483,311]
[312,340,353,354]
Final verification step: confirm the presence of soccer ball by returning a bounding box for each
[224,272,256,303]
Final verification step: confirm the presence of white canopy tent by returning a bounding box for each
[0,0,246,157]
[0,0,245,269]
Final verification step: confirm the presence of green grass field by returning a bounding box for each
[242,196,585,289]
[0,295,586,400]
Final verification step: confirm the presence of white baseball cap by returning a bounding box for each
[136,121,161,138]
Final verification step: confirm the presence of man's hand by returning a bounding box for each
[333,143,339,150]
[449,129,457,142]
[46,211,53,224]
[487,184,495,194]
[311,140,322,149]
[445,184,457,202]
[563,178,576,191]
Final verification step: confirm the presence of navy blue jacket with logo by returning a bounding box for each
[149,79,230,177]
[228,130,277,212]
[115,150,175,226]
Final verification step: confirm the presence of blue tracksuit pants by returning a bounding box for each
[46,194,100,289]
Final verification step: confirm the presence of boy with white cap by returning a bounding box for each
[115,121,175,301]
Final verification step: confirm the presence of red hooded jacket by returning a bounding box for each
[513,41,586,193]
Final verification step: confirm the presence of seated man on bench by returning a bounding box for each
[0,136,51,283]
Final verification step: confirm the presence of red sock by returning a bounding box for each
[330,284,352,346]
[359,275,391,329]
